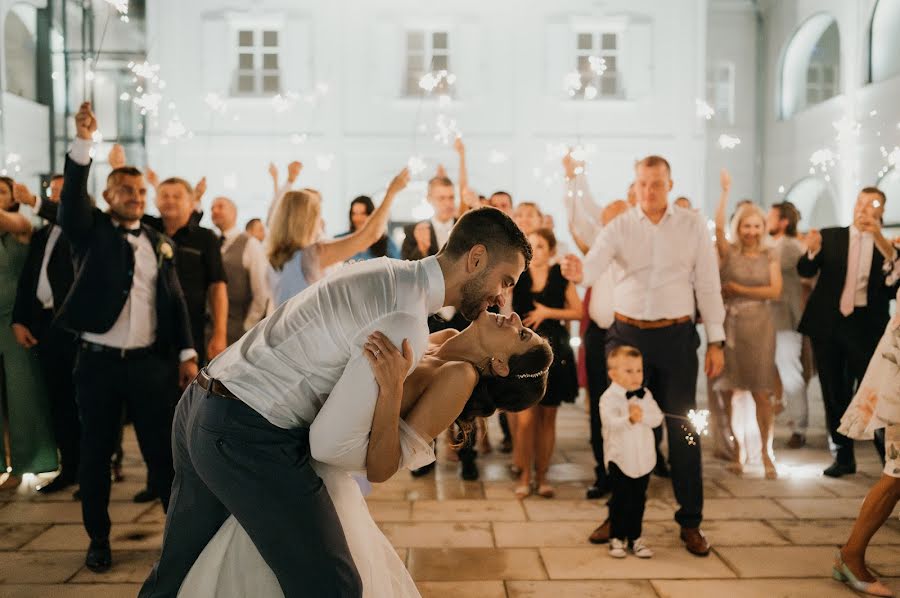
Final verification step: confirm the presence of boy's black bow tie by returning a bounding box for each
[626,388,646,399]
[117,225,141,237]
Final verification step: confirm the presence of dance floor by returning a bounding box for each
[1,389,899,597]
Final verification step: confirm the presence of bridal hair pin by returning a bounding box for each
[516,369,548,379]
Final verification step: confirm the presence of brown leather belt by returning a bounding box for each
[614,312,692,330]
[196,369,240,400]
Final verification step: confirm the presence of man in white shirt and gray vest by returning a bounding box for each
[210,196,271,345]
[562,155,726,557]
[140,206,532,598]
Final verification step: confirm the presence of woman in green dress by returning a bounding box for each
[0,176,57,489]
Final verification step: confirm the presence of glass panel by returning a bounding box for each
[601,33,617,50]
[577,55,591,73]
[431,54,448,70]
[406,76,422,95]
[263,53,278,69]
[407,30,424,51]
[407,53,424,73]
[239,53,254,69]
[239,30,254,47]
[822,66,834,83]
[603,55,617,73]
[262,74,280,92]
[601,76,617,96]
[432,31,448,49]
[806,66,819,83]
[806,87,820,104]
[263,31,278,47]
[577,33,593,50]
[238,74,255,92]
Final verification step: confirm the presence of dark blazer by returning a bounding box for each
[797,226,898,339]
[11,221,74,332]
[55,155,194,358]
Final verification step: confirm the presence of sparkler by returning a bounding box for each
[662,409,710,446]
[696,99,715,120]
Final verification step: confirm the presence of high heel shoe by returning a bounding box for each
[832,550,894,597]
[514,484,531,499]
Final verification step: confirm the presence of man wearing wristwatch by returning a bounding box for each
[57,102,197,574]
[561,154,725,558]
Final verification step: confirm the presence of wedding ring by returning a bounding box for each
[373,349,381,357]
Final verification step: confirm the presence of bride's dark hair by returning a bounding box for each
[453,341,554,446]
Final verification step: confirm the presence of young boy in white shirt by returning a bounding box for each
[600,345,664,558]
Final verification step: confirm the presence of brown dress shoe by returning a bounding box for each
[786,433,806,449]
[680,527,710,556]
[588,519,610,544]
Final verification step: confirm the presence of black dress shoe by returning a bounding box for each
[410,461,436,478]
[133,488,159,503]
[823,461,856,478]
[460,460,479,481]
[85,539,112,573]
[36,474,77,495]
[653,460,671,478]
[585,481,611,500]
[72,488,82,501]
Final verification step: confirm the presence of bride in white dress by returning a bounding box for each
[178,311,553,597]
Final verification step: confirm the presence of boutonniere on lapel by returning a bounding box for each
[157,240,174,269]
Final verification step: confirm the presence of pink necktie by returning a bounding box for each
[839,233,860,317]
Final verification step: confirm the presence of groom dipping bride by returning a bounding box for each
[139,174,553,597]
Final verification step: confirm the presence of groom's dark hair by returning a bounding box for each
[440,207,532,269]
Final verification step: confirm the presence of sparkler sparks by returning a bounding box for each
[407,155,427,176]
[696,99,715,120]
[718,134,741,150]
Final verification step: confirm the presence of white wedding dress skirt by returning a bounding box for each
[177,419,435,597]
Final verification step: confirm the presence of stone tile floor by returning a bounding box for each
[2,398,899,597]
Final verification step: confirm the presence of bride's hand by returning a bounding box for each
[364,332,414,397]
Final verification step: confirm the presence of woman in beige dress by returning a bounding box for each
[713,171,783,478]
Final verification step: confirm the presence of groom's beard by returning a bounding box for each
[459,271,492,321]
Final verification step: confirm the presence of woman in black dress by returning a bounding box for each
[512,228,582,498]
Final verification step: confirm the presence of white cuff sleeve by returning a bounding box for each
[179,348,198,363]
[68,138,95,166]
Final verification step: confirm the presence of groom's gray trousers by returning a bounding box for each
[139,375,362,598]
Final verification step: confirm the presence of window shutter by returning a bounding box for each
[201,16,230,94]
[281,17,311,92]
[624,20,653,99]
[545,21,571,97]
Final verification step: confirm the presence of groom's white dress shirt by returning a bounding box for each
[207,256,445,431]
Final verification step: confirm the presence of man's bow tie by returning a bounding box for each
[117,225,141,238]
[626,388,646,399]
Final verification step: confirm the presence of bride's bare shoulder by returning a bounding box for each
[435,361,478,394]
[427,329,459,346]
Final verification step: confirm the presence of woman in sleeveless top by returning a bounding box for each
[713,170,783,479]
[0,177,57,488]
[335,196,402,264]
[511,228,582,498]
[266,170,409,307]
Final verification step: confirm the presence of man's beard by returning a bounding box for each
[459,270,491,321]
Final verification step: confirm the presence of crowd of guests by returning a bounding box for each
[1,101,899,594]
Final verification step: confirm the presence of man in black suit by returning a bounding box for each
[798,187,898,477]
[59,102,198,573]
[11,175,80,495]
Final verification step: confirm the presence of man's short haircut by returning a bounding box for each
[490,190,512,201]
[106,166,143,188]
[159,176,194,196]
[213,196,237,210]
[771,201,801,236]
[517,201,542,216]
[607,345,643,369]
[245,218,262,230]
[635,155,671,175]
[861,186,887,206]
[441,206,532,269]
[428,176,454,192]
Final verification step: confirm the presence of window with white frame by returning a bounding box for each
[805,62,838,106]
[234,28,281,96]
[404,30,451,96]
[706,61,735,125]
[573,31,621,99]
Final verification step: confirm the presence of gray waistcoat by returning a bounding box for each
[222,233,252,345]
